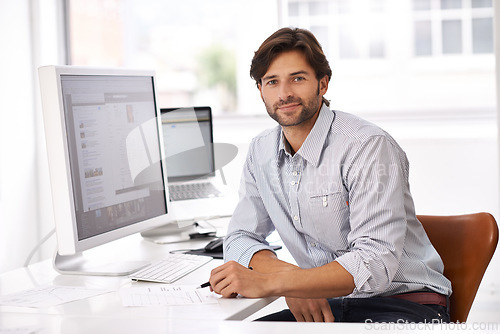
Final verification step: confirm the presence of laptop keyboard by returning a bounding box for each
[169,182,222,201]
[130,253,213,284]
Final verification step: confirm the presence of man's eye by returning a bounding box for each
[267,80,277,86]
[293,77,305,82]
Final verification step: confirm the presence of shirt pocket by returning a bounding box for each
[307,191,350,249]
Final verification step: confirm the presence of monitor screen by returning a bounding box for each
[61,74,166,240]
[161,107,215,182]
[38,66,175,275]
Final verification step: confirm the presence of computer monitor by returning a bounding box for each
[38,65,176,276]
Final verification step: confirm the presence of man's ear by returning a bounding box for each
[319,75,329,96]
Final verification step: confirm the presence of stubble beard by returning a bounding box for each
[264,87,322,128]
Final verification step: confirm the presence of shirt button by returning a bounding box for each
[292,171,298,176]
[311,242,316,247]
[293,215,299,221]
[290,181,296,185]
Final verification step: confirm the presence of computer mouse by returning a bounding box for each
[204,238,224,253]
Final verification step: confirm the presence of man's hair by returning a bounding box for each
[250,27,332,106]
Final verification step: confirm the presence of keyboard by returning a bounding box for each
[130,253,213,283]
[169,182,222,201]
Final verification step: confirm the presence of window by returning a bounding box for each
[440,0,462,9]
[67,0,243,114]
[414,0,432,10]
[412,0,493,56]
[280,0,495,117]
[67,0,495,117]
[472,17,493,53]
[285,0,387,60]
[415,20,433,55]
[442,20,462,54]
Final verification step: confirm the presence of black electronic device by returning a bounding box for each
[183,238,282,260]
[204,238,224,253]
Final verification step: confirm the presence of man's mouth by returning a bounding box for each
[277,103,301,112]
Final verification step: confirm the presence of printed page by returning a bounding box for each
[120,285,219,307]
[0,285,111,308]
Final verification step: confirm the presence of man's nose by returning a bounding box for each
[278,81,293,102]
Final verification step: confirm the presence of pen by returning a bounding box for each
[197,281,211,289]
[197,266,253,289]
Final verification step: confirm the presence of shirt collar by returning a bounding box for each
[278,104,335,166]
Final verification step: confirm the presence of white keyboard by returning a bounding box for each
[130,253,213,283]
[169,182,222,201]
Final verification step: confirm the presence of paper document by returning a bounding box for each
[0,285,111,308]
[120,285,219,306]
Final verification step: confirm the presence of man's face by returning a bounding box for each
[258,50,328,128]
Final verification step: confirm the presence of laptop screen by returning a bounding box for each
[160,106,215,182]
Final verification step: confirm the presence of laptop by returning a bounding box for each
[160,106,238,224]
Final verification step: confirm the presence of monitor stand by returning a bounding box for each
[140,221,217,244]
[53,251,149,276]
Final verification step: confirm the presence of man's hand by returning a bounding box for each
[286,297,335,322]
[209,261,272,298]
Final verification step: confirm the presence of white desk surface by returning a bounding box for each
[0,229,278,312]
[0,225,281,333]
[1,228,498,333]
[2,311,496,334]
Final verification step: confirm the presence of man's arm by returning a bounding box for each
[336,135,409,294]
[212,250,354,322]
[249,251,336,322]
[223,138,278,267]
[248,249,297,272]
[210,256,355,299]
[248,249,354,296]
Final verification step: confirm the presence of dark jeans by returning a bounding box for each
[256,296,450,323]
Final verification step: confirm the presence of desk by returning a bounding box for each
[1,233,497,333]
[1,308,495,334]
[2,312,468,334]
[0,225,277,332]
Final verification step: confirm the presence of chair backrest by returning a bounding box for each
[417,213,499,323]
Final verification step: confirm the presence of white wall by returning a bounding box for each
[496,0,500,201]
[0,1,39,273]
[0,0,64,273]
[235,0,280,115]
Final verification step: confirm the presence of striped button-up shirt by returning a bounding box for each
[224,105,452,298]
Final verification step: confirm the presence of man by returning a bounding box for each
[209,27,451,323]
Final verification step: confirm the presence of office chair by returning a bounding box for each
[417,213,499,323]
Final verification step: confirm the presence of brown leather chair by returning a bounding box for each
[417,213,499,323]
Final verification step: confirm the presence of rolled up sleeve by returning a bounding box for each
[335,135,408,295]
